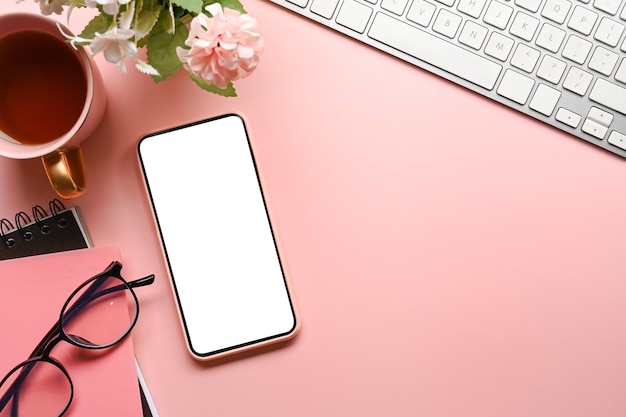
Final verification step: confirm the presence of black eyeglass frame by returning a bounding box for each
[0,261,155,417]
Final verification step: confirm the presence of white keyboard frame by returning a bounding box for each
[267,0,626,158]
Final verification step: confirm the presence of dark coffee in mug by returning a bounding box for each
[0,12,107,199]
[0,30,87,145]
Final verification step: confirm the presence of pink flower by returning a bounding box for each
[176,3,263,89]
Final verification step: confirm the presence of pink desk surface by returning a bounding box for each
[1,2,626,416]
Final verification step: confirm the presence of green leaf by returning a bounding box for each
[79,13,114,40]
[68,0,86,8]
[204,0,246,14]
[154,2,177,35]
[134,2,164,48]
[189,74,237,97]
[146,17,189,82]
[171,0,203,13]
[135,3,163,40]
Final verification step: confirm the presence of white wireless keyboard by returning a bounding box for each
[268,0,626,158]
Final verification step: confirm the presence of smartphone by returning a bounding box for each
[137,114,298,360]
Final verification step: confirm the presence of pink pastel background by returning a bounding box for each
[1,1,625,416]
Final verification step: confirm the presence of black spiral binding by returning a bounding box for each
[0,199,78,256]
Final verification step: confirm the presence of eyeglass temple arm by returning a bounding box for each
[0,376,21,416]
[128,274,156,288]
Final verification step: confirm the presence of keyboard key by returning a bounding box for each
[433,9,463,38]
[311,0,339,19]
[509,11,540,41]
[529,83,561,116]
[608,131,626,150]
[457,0,488,18]
[537,55,567,84]
[497,69,535,104]
[485,32,515,61]
[536,23,566,52]
[594,17,625,47]
[616,59,626,84]
[556,107,582,127]
[483,1,513,29]
[287,0,309,7]
[336,0,373,32]
[586,106,613,126]
[563,67,593,95]
[368,12,503,89]
[407,0,437,26]
[459,20,489,49]
[561,34,592,64]
[593,0,621,15]
[588,46,619,76]
[567,5,598,35]
[381,0,409,15]
[515,0,542,12]
[589,79,626,115]
[510,43,541,72]
[541,0,572,24]
[582,119,608,138]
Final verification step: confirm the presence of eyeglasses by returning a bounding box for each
[0,261,155,417]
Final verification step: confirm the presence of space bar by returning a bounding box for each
[368,13,502,90]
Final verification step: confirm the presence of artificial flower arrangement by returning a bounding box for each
[24,0,264,96]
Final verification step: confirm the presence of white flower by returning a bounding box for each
[84,0,131,15]
[90,27,137,72]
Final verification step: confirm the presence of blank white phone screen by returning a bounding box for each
[138,114,296,357]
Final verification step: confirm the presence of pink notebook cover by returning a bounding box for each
[0,246,143,417]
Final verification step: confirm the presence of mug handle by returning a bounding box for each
[41,146,87,199]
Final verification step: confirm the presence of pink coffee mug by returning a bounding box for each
[0,12,106,199]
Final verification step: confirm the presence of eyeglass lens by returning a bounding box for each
[61,274,138,348]
[0,359,71,417]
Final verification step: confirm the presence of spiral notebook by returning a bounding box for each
[0,199,91,260]
[0,200,159,417]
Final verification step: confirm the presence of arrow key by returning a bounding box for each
[555,107,582,128]
[587,106,614,126]
[582,118,608,139]
[608,131,626,151]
